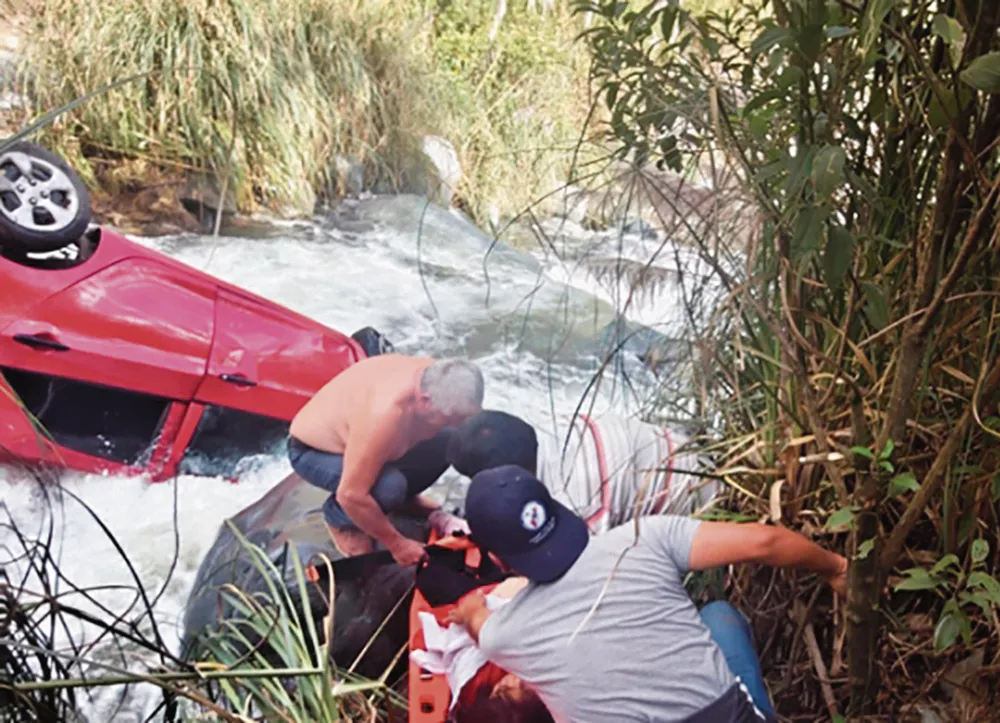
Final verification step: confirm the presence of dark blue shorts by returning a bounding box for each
[287,429,453,529]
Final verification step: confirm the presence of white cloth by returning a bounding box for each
[535,413,719,535]
[409,593,510,711]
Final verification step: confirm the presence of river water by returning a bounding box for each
[0,194,715,721]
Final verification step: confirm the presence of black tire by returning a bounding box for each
[351,326,395,357]
[0,141,92,255]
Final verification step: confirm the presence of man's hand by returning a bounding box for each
[447,589,493,642]
[825,554,848,597]
[390,537,427,567]
[428,509,471,537]
[447,590,487,627]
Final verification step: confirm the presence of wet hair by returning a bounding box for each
[447,410,538,477]
[420,359,485,416]
[450,684,554,723]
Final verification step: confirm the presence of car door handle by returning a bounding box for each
[12,333,70,351]
[219,373,257,387]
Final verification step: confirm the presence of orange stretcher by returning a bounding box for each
[408,533,503,723]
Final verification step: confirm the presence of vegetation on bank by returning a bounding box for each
[576,0,1000,718]
[16,0,592,224]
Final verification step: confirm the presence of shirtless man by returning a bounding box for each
[288,354,484,566]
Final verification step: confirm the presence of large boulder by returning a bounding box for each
[420,135,462,207]
[181,472,427,681]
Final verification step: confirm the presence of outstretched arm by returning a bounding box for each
[688,521,847,595]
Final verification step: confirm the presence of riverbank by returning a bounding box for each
[6,0,598,233]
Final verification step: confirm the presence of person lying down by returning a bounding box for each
[410,576,553,723]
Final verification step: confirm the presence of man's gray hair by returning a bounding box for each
[420,358,485,416]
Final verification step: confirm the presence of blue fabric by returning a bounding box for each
[699,601,776,720]
[287,430,453,529]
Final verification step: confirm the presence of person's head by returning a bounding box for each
[451,674,553,723]
[447,410,538,477]
[416,358,485,428]
[464,464,589,583]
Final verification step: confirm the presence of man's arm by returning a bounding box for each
[447,591,492,643]
[688,521,847,595]
[335,406,416,559]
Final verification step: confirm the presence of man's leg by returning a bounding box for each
[288,439,409,556]
[699,601,776,720]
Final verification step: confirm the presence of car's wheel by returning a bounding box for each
[0,141,92,255]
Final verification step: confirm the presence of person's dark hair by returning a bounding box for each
[450,685,554,723]
[446,410,538,477]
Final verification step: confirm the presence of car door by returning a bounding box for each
[177,289,362,478]
[0,257,215,469]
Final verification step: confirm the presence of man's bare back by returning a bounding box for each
[290,354,434,459]
[287,354,485,565]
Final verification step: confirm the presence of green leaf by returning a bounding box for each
[777,65,805,90]
[879,460,895,473]
[791,205,827,265]
[743,88,787,115]
[826,26,854,40]
[968,571,1000,604]
[861,0,900,59]
[931,554,961,575]
[992,473,1000,503]
[890,472,921,496]
[961,52,1000,93]
[605,82,619,110]
[971,539,989,564]
[825,506,856,532]
[798,23,826,65]
[851,445,875,460]
[881,439,894,459]
[958,590,992,616]
[893,567,940,591]
[752,26,793,57]
[811,145,846,197]
[863,282,890,330]
[932,14,966,66]
[823,224,854,292]
[855,538,875,560]
[933,609,962,652]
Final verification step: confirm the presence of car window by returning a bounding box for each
[2,366,170,465]
[178,404,290,478]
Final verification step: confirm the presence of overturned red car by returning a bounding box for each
[0,141,390,481]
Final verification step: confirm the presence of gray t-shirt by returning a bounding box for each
[478,516,754,722]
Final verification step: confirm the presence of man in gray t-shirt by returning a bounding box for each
[450,464,847,723]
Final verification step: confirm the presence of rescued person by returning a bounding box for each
[447,410,718,533]
[448,465,848,723]
[288,355,484,566]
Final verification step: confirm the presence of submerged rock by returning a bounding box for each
[181,471,426,680]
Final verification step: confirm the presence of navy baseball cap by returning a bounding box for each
[465,464,590,583]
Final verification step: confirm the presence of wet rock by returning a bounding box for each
[179,176,238,230]
[181,472,427,680]
[420,135,462,207]
[622,218,657,239]
[334,154,365,197]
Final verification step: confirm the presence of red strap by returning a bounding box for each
[579,414,610,529]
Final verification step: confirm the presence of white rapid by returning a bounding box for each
[0,195,706,721]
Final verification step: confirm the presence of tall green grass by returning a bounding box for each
[17,0,593,222]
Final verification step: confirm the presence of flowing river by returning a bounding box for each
[0,194,715,721]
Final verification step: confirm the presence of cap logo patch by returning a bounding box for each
[520,500,547,532]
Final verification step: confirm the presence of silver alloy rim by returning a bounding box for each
[0,150,81,233]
